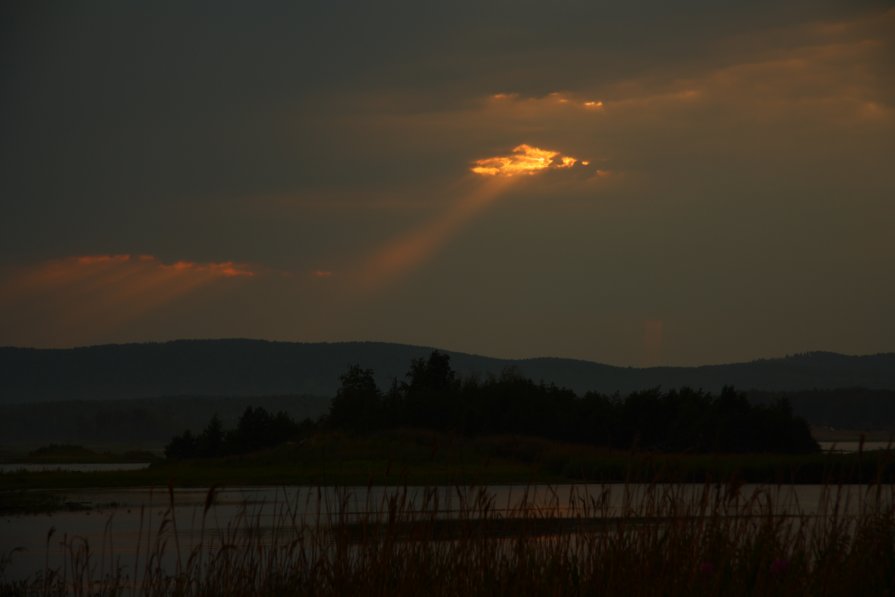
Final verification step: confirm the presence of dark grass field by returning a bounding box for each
[2,430,893,496]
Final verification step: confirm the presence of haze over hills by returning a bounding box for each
[2,339,895,405]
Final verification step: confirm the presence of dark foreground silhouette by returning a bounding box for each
[166,352,817,459]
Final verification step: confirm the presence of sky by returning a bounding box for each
[1,1,893,366]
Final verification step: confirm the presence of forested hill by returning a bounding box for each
[1,340,894,404]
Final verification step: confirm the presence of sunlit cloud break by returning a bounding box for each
[490,92,605,111]
[471,144,583,177]
[358,143,591,290]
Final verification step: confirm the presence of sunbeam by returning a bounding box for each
[357,176,517,292]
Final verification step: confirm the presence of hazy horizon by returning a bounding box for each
[3,336,894,370]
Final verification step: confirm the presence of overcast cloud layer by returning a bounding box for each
[2,1,893,365]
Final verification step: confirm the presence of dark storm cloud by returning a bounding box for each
[4,1,883,216]
[1,1,893,363]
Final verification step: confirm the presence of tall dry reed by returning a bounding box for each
[4,481,894,596]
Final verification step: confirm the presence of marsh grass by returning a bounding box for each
[2,479,894,596]
[5,431,894,493]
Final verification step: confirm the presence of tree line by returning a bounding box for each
[329,351,818,453]
[166,351,818,459]
[164,407,316,460]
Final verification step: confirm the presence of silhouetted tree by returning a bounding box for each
[319,352,817,453]
[405,351,457,393]
[400,351,459,429]
[328,365,382,432]
[164,429,197,460]
[171,351,820,458]
[225,407,299,453]
[164,407,316,461]
[196,414,224,457]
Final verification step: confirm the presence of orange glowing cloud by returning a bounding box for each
[488,92,606,112]
[2,254,254,301]
[357,142,592,291]
[165,259,254,278]
[471,144,582,177]
[0,254,255,346]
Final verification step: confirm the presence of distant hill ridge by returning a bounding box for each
[1,339,894,405]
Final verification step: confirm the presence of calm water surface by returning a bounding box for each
[817,441,892,453]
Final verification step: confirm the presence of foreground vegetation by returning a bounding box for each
[2,481,894,596]
[2,430,893,496]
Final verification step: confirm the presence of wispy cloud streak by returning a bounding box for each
[0,255,254,346]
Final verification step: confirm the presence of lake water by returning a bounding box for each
[817,441,893,453]
[2,483,892,583]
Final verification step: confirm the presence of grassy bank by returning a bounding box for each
[1,431,893,494]
[0,444,159,465]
